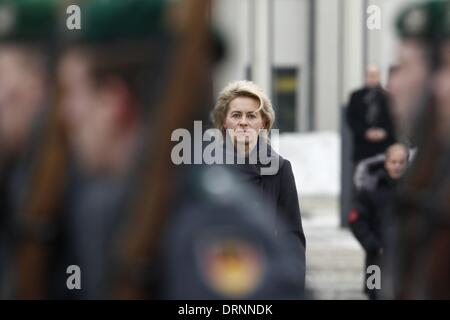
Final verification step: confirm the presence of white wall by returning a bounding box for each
[273,0,310,131]
[276,132,341,196]
[340,0,364,105]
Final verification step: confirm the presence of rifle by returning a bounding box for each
[14,93,69,299]
[112,0,213,299]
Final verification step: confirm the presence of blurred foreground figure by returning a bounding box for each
[0,0,58,297]
[386,0,450,299]
[349,144,409,300]
[11,0,305,299]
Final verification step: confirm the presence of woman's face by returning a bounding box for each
[223,96,265,150]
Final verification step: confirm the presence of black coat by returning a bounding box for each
[222,140,306,264]
[346,86,396,162]
[0,165,12,295]
[350,169,397,252]
[349,168,397,298]
[163,164,307,299]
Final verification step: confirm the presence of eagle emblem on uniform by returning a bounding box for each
[200,238,266,298]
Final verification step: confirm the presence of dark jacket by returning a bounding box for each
[349,168,398,298]
[0,164,13,296]
[346,86,396,162]
[50,161,307,299]
[221,139,306,277]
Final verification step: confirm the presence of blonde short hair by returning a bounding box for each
[211,80,275,132]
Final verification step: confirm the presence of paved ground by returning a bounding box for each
[300,196,367,300]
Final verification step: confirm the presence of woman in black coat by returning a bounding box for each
[211,80,306,285]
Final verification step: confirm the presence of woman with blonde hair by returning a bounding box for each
[212,80,306,287]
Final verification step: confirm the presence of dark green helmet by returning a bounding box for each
[0,0,59,43]
[63,0,169,44]
[396,0,450,40]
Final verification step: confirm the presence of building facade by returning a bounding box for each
[213,0,411,133]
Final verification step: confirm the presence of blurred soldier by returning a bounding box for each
[36,0,174,299]
[346,64,397,165]
[14,0,305,300]
[0,0,58,297]
[349,143,409,300]
[389,10,434,142]
[387,0,450,299]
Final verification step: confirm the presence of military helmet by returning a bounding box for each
[396,0,450,40]
[0,0,59,43]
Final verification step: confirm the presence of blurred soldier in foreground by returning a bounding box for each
[12,0,305,299]
[386,0,450,299]
[0,0,58,297]
[349,144,409,300]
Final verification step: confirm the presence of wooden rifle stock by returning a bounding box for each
[112,0,212,299]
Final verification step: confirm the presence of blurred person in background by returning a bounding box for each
[348,143,409,300]
[345,65,397,226]
[0,0,58,297]
[346,65,397,167]
[351,65,414,201]
[12,0,306,300]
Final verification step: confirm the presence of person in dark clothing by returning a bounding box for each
[346,65,397,164]
[11,0,306,300]
[211,80,306,291]
[223,138,306,252]
[348,143,409,300]
[0,0,57,297]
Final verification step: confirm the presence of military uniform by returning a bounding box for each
[0,0,59,298]
[8,0,306,300]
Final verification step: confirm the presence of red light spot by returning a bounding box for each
[348,209,359,224]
